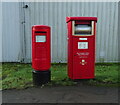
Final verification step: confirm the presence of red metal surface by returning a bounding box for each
[32,25,51,71]
[66,17,97,23]
[66,17,97,79]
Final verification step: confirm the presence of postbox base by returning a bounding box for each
[32,70,51,86]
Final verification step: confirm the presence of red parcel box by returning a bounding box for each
[66,17,97,79]
[32,25,51,85]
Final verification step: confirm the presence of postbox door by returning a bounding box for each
[72,37,95,79]
[32,30,50,70]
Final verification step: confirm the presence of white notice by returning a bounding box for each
[36,35,46,42]
[78,42,88,49]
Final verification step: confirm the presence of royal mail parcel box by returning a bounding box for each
[66,17,97,79]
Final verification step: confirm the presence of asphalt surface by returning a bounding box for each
[2,85,119,103]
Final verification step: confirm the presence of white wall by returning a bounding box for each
[2,2,21,62]
[2,2,119,63]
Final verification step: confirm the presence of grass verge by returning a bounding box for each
[2,63,119,90]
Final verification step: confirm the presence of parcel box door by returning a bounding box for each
[72,37,95,79]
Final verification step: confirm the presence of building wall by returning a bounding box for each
[2,2,119,63]
[2,2,21,62]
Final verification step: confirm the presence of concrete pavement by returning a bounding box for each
[2,85,119,103]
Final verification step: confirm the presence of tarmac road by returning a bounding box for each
[2,85,119,103]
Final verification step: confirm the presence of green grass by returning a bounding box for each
[94,63,119,87]
[2,63,120,90]
[2,63,33,89]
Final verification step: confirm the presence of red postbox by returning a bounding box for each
[66,17,97,79]
[32,25,51,85]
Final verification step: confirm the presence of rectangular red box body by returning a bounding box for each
[32,25,51,71]
[66,17,97,79]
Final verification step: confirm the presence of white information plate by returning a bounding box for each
[36,35,46,42]
[79,38,87,40]
[78,42,88,49]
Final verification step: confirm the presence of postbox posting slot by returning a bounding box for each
[72,21,94,36]
[36,35,46,42]
[35,31,46,33]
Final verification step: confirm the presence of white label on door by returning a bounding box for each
[79,38,87,40]
[78,42,88,49]
[36,35,46,42]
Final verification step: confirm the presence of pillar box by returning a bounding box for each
[32,25,51,85]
